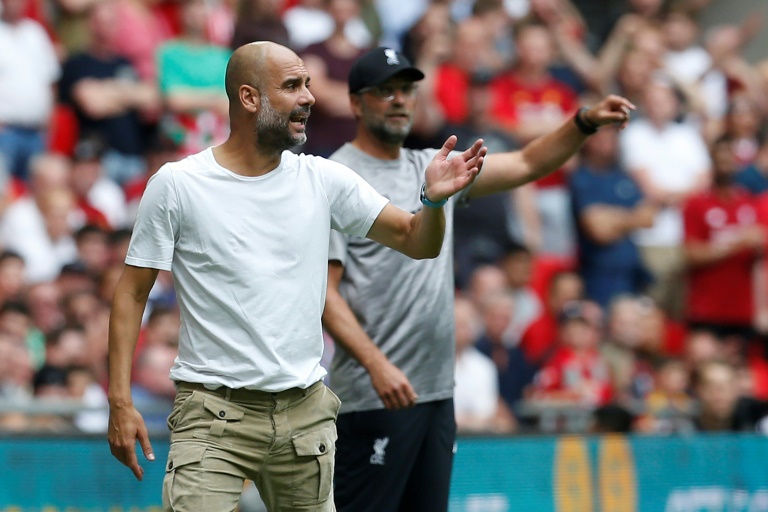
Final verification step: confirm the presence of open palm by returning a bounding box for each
[424,136,487,203]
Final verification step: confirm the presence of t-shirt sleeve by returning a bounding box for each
[328,229,349,264]
[318,158,389,238]
[125,166,180,270]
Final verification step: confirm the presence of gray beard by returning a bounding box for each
[364,114,411,145]
[255,96,307,152]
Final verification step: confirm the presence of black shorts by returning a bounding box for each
[334,398,456,512]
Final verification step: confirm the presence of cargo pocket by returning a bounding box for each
[291,422,337,506]
[193,395,245,440]
[167,390,198,433]
[162,444,207,511]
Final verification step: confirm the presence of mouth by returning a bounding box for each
[289,112,309,130]
[386,113,410,122]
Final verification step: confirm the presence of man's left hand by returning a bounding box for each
[584,95,637,131]
[424,136,487,203]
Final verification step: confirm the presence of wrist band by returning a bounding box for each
[420,183,447,208]
[574,107,599,135]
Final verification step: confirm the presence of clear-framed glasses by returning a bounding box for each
[357,83,419,102]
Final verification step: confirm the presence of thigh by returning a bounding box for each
[640,246,684,316]
[165,387,271,511]
[399,400,457,512]
[334,406,431,512]
[162,440,245,512]
[257,383,341,512]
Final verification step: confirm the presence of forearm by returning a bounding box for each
[684,242,732,268]
[584,204,654,244]
[166,91,226,113]
[582,209,633,244]
[123,82,161,111]
[403,204,445,259]
[518,116,589,183]
[322,287,386,371]
[107,291,148,405]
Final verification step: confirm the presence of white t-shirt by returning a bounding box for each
[0,19,59,126]
[0,198,78,283]
[454,347,499,420]
[88,178,129,229]
[664,47,711,84]
[126,148,389,391]
[620,119,710,247]
[283,7,371,50]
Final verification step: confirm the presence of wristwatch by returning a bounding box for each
[574,107,599,135]
[420,183,447,208]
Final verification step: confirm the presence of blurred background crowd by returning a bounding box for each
[2,0,768,437]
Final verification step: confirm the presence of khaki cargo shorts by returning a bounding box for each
[162,380,341,512]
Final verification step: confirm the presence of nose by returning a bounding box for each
[391,90,407,106]
[301,85,315,107]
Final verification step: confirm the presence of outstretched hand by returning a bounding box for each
[424,136,487,203]
[584,95,637,131]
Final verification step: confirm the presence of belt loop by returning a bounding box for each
[225,387,232,401]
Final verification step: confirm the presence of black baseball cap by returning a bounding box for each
[348,47,425,94]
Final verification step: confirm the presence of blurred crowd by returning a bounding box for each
[2,0,768,436]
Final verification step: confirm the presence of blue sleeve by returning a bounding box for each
[735,166,768,195]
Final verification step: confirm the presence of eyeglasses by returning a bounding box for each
[357,83,419,102]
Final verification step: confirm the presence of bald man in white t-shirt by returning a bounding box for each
[106,42,486,512]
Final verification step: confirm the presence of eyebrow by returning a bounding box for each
[282,76,310,88]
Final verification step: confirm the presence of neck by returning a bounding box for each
[650,118,669,131]
[351,130,402,160]
[215,128,284,177]
[584,156,614,170]
[713,181,734,195]
[515,65,548,83]
[89,41,113,58]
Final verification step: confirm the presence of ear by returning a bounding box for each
[240,85,260,114]
[349,93,363,118]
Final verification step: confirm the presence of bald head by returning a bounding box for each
[224,42,313,151]
[225,42,301,104]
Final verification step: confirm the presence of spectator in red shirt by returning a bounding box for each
[490,22,579,257]
[434,16,502,125]
[490,23,578,144]
[520,270,584,365]
[530,300,612,406]
[683,136,765,341]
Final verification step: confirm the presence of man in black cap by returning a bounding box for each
[323,46,635,512]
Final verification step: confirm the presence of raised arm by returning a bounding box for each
[323,261,418,409]
[469,95,635,198]
[367,136,486,258]
[107,264,160,481]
